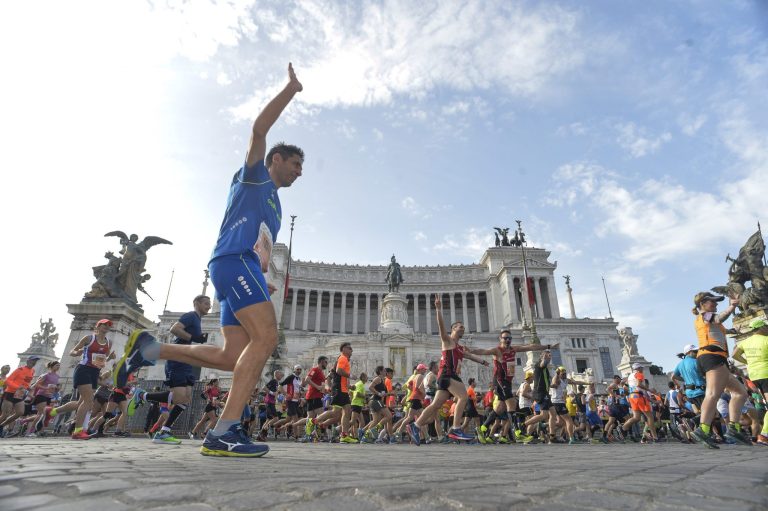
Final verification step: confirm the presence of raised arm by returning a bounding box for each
[517,342,559,352]
[731,345,747,365]
[69,335,90,357]
[434,294,450,344]
[246,63,303,168]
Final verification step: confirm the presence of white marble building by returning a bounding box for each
[146,243,626,391]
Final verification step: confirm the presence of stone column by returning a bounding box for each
[474,292,482,333]
[352,292,359,334]
[302,289,311,330]
[449,293,456,325]
[315,291,323,332]
[327,291,335,333]
[547,276,561,319]
[510,280,520,322]
[534,278,545,319]
[365,293,371,333]
[413,294,420,332]
[289,288,299,329]
[426,295,432,334]
[461,292,469,330]
[340,292,347,333]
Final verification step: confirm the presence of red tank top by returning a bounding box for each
[439,344,464,377]
[408,377,425,401]
[493,347,517,382]
[80,335,111,369]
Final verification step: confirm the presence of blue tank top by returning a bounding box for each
[210,160,281,262]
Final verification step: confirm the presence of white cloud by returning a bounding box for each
[556,122,587,136]
[412,231,427,241]
[229,1,586,120]
[372,128,384,141]
[432,228,493,258]
[548,112,768,266]
[216,72,232,86]
[615,122,672,158]
[677,113,706,136]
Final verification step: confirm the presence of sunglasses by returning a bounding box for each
[501,336,512,341]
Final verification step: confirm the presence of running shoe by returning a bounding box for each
[517,433,534,443]
[691,427,720,450]
[407,423,421,446]
[37,406,54,432]
[477,425,488,444]
[497,436,510,444]
[305,418,316,436]
[523,436,540,445]
[114,431,131,437]
[153,431,182,445]
[439,435,451,444]
[447,428,474,441]
[756,434,768,446]
[599,434,609,444]
[340,434,359,444]
[724,426,752,446]
[568,437,578,445]
[357,427,365,442]
[71,431,90,440]
[89,431,105,438]
[113,330,157,387]
[127,388,145,417]
[201,424,270,457]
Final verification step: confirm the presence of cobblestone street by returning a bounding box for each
[0,437,766,511]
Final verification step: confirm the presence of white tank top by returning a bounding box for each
[550,379,567,403]
[518,382,532,408]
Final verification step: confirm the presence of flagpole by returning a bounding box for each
[282,215,297,324]
[601,275,613,319]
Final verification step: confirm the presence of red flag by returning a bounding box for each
[526,277,536,305]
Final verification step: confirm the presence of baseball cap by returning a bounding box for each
[524,370,533,379]
[27,355,41,361]
[95,318,113,327]
[631,362,643,370]
[693,291,724,307]
[681,344,697,356]
[749,318,766,330]
[416,363,428,371]
[293,364,302,370]
[556,366,566,372]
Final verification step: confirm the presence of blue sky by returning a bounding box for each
[1,0,766,374]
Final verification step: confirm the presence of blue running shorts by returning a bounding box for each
[209,252,271,327]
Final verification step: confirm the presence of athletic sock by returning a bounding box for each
[73,427,83,434]
[762,419,768,436]
[700,423,711,435]
[50,408,59,417]
[164,404,187,428]
[728,421,742,432]
[141,339,162,360]
[212,419,239,436]
[144,391,171,403]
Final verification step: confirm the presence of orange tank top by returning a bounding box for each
[694,314,728,358]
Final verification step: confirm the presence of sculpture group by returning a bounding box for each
[493,227,525,247]
[85,231,172,307]
[711,225,768,315]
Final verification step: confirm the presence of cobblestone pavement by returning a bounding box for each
[0,437,766,511]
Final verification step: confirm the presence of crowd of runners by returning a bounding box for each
[1,291,767,453]
[2,64,767,457]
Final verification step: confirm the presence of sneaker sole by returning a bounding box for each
[153,439,182,445]
[692,433,720,450]
[113,329,144,387]
[200,447,269,457]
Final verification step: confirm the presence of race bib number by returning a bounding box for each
[253,222,274,272]
[92,353,107,368]
[506,361,515,377]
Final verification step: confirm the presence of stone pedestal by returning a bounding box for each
[617,355,651,378]
[58,300,156,388]
[379,293,413,334]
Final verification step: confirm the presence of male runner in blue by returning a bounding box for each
[114,63,304,457]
